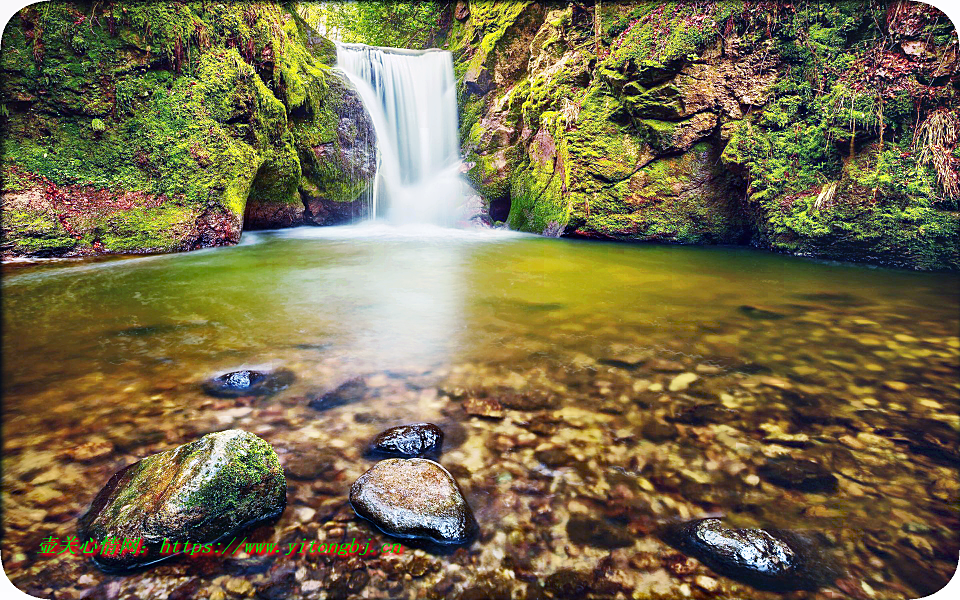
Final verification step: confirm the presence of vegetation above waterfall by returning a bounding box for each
[305,2,444,49]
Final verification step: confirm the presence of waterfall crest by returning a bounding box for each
[336,43,463,226]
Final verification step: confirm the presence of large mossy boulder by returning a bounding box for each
[0,2,375,258]
[78,429,286,572]
[446,1,959,270]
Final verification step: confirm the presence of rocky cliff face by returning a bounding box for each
[447,0,959,270]
[1,2,375,259]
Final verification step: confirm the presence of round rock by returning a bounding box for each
[349,458,477,545]
[78,429,286,572]
[369,423,443,458]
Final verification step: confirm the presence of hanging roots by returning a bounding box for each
[915,108,959,199]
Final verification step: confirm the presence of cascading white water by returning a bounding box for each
[336,43,463,226]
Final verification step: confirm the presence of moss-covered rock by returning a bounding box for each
[77,429,285,572]
[1,1,375,258]
[443,0,959,270]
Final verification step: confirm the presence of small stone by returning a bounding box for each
[535,448,572,468]
[650,359,686,372]
[566,514,634,549]
[309,377,370,411]
[78,429,286,572]
[349,458,477,545]
[64,439,115,462]
[225,578,253,595]
[203,369,295,398]
[463,396,503,418]
[760,376,791,389]
[738,305,785,320]
[884,381,909,392]
[758,457,837,493]
[369,423,443,458]
[641,420,677,442]
[695,575,719,592]
[668,404,736,425]
[669,373,698,392]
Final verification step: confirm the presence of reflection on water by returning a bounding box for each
[2,226,959,599]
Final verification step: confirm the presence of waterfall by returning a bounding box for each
[336,43,463,226]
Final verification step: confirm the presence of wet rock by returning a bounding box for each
[566,514,634,549]
[535,448,572,469]
[202,369,294,398]
[308,377,370,411]
[738,305,786,320]
[758,457,837,493]
[78,430,286,572]
[349,458,478,545]
[667,404,737,425]
[369,423,443,458]
[663,518,819,591]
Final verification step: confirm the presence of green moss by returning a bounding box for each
[1,1,369,256]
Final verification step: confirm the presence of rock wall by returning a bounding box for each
[0,2,375,259]
[446,1,959,270]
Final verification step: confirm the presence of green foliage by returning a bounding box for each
[313,2,442,49]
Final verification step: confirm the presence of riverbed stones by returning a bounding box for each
[349,458,477,545]
[758,457,838,493]
[369,423,443,458]
[663,518,817,591]
[78,429,286,572]
[202,369,294,398]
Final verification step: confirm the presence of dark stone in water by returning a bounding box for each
[663,518,819,591]
[566,514,634,549]
[543,569,595,597]
[536,448,573,468]
[349,458,477,545]
[77,429,286,572]
[758,457,837,493]
[308,377,370,411]
[668,404,737,425]
[738,305,786,320]
[641,420,677,442]
[369,423,444,458]
[202,369,294,398]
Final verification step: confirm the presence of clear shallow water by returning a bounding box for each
[2,226,959,599]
